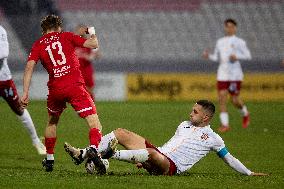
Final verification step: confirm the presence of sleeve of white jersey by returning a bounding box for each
[209,41,219,62]
[211,133,226,152]
[0,27,9,60]
[212,134,252,175]
[222,153,252,175]
[235,40,251,61]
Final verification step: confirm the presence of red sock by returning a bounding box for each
[89,128,102,148]
[45,137,57,154]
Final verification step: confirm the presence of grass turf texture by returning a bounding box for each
[0,100,283,188]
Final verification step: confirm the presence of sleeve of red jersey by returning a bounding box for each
[27,41,40,63]
[70,32,87,47]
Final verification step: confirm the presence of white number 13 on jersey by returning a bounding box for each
[45,41,66,66]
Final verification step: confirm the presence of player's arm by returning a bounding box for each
[21,60,36,108]
[83,34,99,49]
[203,42,219,62]
[0,29,9,67]
[21,40,39,107]
[0,38,9,59]
[72,27,99,49]
[217,147,267,176]
[237,41,252,60]
[230,41,252,62]
[83,27,99,49]
[208,46,219,62]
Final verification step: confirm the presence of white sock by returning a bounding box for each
[98,131,116,154]
[240,105,249,116]
[220,112,229,126]
[90,145,98,149]
[82,149,87,159]
[17,109,40,144]
[47,153,54,160]
[112,149,149,163]
[81,131,117,159]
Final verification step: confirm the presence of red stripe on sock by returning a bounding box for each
[45,137,56,154]
[89,128,102,148]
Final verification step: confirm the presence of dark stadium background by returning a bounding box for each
[1,0,283,73]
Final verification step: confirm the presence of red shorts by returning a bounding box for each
[217,81,242,96]
[80,64,95,88]
[47,84,96,118]
[144,140,177,176]
[0,79,22,115]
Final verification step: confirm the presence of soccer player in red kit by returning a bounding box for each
[20,15,106,174]
[75,24,101,100]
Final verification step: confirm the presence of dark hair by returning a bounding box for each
[41,14,62,34]
[224,18,237,26]
[196,100,215,117]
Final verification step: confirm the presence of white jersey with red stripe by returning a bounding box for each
[209,35,251,81]
[158,121,225,174]
[0,25,12,81]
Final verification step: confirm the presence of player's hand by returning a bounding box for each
[20,93,29,108]
[202,49,209,59]
[136,163,143,169]
[90,34,97,39]
[250,172,268,176]
[229,54,238,62]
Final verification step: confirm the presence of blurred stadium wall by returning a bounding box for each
[0,0,283,101]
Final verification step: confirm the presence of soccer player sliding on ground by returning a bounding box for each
[21,15,106,174]
[65,100,266,176]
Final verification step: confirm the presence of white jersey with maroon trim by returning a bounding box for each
[0,25,12,81]
[209,35,251,81]
[158,121,225,174]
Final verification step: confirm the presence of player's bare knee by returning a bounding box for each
[231,97,236,104]
[147,149,159,159]
[114,128,140,148]
[231,96,239,105]
[219,94,226,101]
[114,128,129,140]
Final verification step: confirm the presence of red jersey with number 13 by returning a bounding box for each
[28,32,87,89]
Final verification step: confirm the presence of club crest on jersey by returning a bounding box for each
[201,133,209,140]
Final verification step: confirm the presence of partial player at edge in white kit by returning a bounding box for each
[0,25,46,155]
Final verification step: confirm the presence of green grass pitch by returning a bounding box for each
[0,100,283,188]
